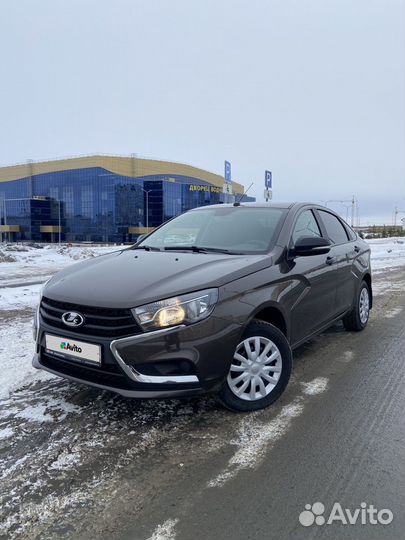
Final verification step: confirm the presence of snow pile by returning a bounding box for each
[0,250,17,263]
[54,245,99,260]
[0,243,122,287]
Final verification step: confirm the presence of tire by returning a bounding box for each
[342,280,370,332]
[218,319,292,412]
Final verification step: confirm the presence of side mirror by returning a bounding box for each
[293,236,331,256]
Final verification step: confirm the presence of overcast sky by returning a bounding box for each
[1,0,404,224]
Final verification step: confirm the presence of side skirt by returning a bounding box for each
[290,310,349,350]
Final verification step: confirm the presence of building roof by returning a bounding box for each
[0,154,244,193]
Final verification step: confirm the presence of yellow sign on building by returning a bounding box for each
[189,184,222,194]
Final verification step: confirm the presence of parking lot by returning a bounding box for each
[0,243,404,540]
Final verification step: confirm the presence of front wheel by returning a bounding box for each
[342,280,370,331]
[218,320,292,412]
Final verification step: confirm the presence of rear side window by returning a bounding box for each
[292,210,322,243]
[318,210,349,244]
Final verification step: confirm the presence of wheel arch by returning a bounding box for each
[362,272,373,308]
[244,303,290,342]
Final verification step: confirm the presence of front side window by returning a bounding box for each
[138,207,287,254]
[318,210,349,244]
[292,210,322,243]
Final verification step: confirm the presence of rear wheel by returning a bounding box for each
[218,320,292,412]
[343,280,370,331]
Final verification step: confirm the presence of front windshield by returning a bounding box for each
[138,207,287,254]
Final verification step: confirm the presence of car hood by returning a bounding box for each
[44,249,273,308]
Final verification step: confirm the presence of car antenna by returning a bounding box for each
[233,182,254,206]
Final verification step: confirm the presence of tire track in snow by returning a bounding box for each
[207,377,329,488]
[141,377,330,539]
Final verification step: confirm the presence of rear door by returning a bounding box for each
[316,209,356,315]
[289,208,338,345]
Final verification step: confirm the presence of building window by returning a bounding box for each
[63,186,74,216]
[81,186,93,218]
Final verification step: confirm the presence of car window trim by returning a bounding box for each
[289,207,324,247]
[314,208,350,246]
[342,221,358,241]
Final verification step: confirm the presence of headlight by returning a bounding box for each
[132,289,218,331]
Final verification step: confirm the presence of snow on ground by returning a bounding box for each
[0,284,42,311]
[146,519,179,540]
[367,237,405,273]
[0,243,122,287]
[0,243,124,401]
[0,318,54,400]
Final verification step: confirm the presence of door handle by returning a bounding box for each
[354,245,360,253]
[326,256,336,265]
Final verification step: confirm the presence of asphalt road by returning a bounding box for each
[0,269,404,540]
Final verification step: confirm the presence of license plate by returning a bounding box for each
[45,334,101,365]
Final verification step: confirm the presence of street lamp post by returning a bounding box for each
[3,198,7,225]
[0,199,4,242]
[58,199,61,245]
[141,189,153,229]
[98,173,157,239]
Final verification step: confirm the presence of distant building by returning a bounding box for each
[0,155,254,242]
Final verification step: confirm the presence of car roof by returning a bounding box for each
[189,202,321,211]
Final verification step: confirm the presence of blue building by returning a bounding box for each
[0,155,254,242]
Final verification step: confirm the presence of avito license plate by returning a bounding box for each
[45,334,101,365]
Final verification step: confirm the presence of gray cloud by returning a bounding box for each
[0,0,403,224]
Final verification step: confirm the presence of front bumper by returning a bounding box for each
[33,315,242,399]
[32,352,208,398]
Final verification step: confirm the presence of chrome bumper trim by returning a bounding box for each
[33,304,40,344]
[110,325,199,384]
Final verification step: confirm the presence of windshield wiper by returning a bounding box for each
[163,246,242,254]
[132,245,162,252]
